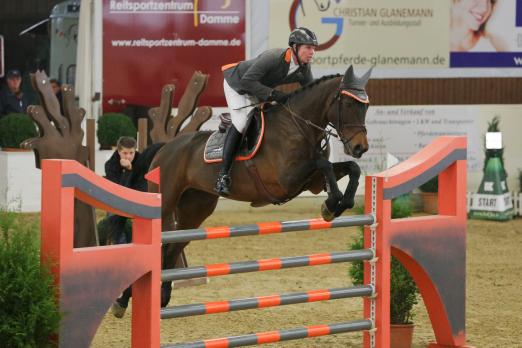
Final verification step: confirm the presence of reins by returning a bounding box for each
[280,102,339,140]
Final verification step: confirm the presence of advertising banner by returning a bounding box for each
[268,0,522,77]
[103,0,245,109]
[330,105,483,173]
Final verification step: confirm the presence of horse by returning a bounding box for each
[150,65,372,306]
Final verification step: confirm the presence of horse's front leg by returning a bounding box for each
[332,161,361,218]
[315,158,344,221]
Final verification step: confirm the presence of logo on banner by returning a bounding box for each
[192,0,239,27]
[289,0,343,51]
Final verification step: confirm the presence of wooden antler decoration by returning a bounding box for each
[149,71,212,143]
[22,70,89,168]
[21,70,97,248]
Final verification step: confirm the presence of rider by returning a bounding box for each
[215,27,318,196]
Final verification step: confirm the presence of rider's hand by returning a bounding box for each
[269,90,289,103]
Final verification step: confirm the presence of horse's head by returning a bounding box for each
[328,65,372,159]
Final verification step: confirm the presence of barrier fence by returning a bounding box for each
[41,136,472,348]
[159,215,376,347]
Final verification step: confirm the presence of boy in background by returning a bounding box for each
[104,136,163,317]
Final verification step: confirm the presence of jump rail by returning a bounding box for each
[161,249,374,281]
[163,320,373,348]
[161,214,374,243]
[161,285,374,319]
[40,136,472,348]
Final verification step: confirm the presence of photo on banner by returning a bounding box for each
[450,0,522,67]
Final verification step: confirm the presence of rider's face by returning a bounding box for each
[297,45,316,64]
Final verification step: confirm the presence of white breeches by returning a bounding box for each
[223,79,258,134]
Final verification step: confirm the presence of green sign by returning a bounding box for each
[469,156,514,221]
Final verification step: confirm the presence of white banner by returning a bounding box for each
[261,0,522,78]
[330,105,482,173]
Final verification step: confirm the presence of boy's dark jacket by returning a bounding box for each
[104,143,164,240]
[104,143,164,191]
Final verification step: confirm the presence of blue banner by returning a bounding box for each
[451,52,522,67]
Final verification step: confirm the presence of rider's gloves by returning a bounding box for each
[268,90,289,103]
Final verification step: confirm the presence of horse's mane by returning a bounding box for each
[287,74,342,99]
[264,74,342,114]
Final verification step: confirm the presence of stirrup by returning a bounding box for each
[215,174,232,196]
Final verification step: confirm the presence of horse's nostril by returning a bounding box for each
[352,144,368,158]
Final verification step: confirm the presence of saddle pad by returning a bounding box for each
[204,111,265,163]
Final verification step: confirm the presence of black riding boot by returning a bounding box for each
[215,125,242,196]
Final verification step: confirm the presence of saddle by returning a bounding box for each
[204,108,265,163]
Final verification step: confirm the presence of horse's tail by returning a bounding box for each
[142,142,165,169]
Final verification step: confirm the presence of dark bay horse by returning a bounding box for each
[151,65,372,306]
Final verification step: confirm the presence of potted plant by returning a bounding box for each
[0,209,61,346]
[349,195,419,348]
[97,113,136,150]
[0,113,38,151]
[419,176,438,214]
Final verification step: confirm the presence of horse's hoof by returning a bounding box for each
[321,202,335,222]
[110,301,126,319]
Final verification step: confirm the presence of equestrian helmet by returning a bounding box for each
[288,27,318,46]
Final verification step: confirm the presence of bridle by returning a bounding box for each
[281,85,369,148]
[331,89,369,147]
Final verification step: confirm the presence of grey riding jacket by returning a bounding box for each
[222,48,313,102]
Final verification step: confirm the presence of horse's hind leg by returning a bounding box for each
[161,188,219,307]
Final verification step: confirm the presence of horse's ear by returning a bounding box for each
[342,65,355,88]
[361,66,374,87]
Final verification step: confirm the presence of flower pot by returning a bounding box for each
[421,192,438,214]
[391,323,414,348]
[0,150,41,212]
